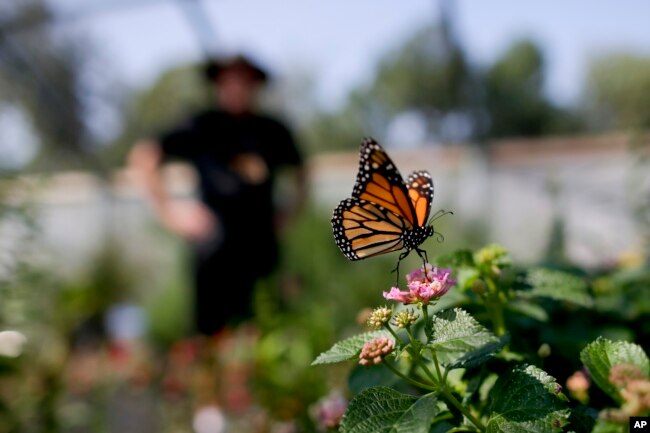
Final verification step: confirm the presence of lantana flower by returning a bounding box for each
[392,309,418,328]
[383,264,455,305]
[359,337,394,366]
[366,306,392,329]
[313,391,348,430]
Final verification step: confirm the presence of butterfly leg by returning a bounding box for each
[391,251,411,286]
[415,248,429,279]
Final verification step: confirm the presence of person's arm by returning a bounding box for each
[128,138,217,242]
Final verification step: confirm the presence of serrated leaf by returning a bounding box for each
[340,387,440,433]
[579,337,650,403]
[429,308,499,366]
[449,335,509,370]
[518,268,593,307]
[312,330,391,365]
[486,364,569,433]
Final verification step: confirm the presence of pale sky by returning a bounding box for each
[47,0,650,109]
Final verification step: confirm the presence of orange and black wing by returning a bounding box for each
[331,198,412,261]
[351,138,418,227]
[406,170,434,227]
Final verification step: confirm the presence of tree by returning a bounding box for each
[582,53,650,131]
[481,39,580,139]
[105,64,212,166]
[302,18,474,152]
[0,0,94,171]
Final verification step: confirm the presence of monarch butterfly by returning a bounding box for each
[331,137,448,273]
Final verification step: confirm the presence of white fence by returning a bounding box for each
[2,132,648,274]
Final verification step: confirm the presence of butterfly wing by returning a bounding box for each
[406,170,434,227]
[351,138,419,227]
[332,198,411,260]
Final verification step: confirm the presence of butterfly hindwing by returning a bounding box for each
[331,137,437,263]
[406,170,434,227]
[332,198,407,261]
[352,138,418,226]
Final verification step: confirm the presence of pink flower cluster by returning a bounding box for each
[383,264,455,305]
[313,391,348,430]
[359,337,395,366]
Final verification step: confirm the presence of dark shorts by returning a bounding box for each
[192,239,278,336]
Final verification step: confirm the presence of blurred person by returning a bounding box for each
[128,54,306,337]
[129,54,306,430]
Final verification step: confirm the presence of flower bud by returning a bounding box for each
[471,279,487,295]
[391,310,418,329]
[312,391,348,430]
[366,306,392,329]
[609,363,645,387]
[537,343,551,358]
[359,337,394,366]
[566,369,590,404]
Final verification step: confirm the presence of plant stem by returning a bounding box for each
[484,278,506,336]
[410,351,439,386]
[383,323,405,344]
[430,346,444,382]
[383,361,437,392]
[421,303,432,341]
[447,427,479,433]
[439,387,486,432]
[427,349,486,432]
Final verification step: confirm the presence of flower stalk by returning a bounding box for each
[375,263,488,432]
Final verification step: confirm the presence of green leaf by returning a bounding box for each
[507,300,549,322]
[312,330,391,365]
[339,387,440,433]
[434,249,474,268]
[579,337,650,403]
[518,268,593,307]
[566,405,597,433]
[591,419,626,433]
[486,364,569,433]
[449,335,509,370]
[456,267,480,292]
[429,308,500,366]
[348,363,400,394]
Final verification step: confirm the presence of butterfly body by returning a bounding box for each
[331,138,437,265]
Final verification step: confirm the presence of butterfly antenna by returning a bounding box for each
[427,209,452,244]
[428,209,454,223]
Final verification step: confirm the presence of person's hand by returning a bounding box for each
[128,139,162,176]
[161,201,218,242]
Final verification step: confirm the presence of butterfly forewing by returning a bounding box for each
[332,198,407,260]
[352,138,418,226]
[406,170,434,226]
[331,137,435,263]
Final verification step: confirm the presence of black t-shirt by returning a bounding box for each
[159,109,302,256]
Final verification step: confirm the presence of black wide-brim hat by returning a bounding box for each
[203,54,269,83]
